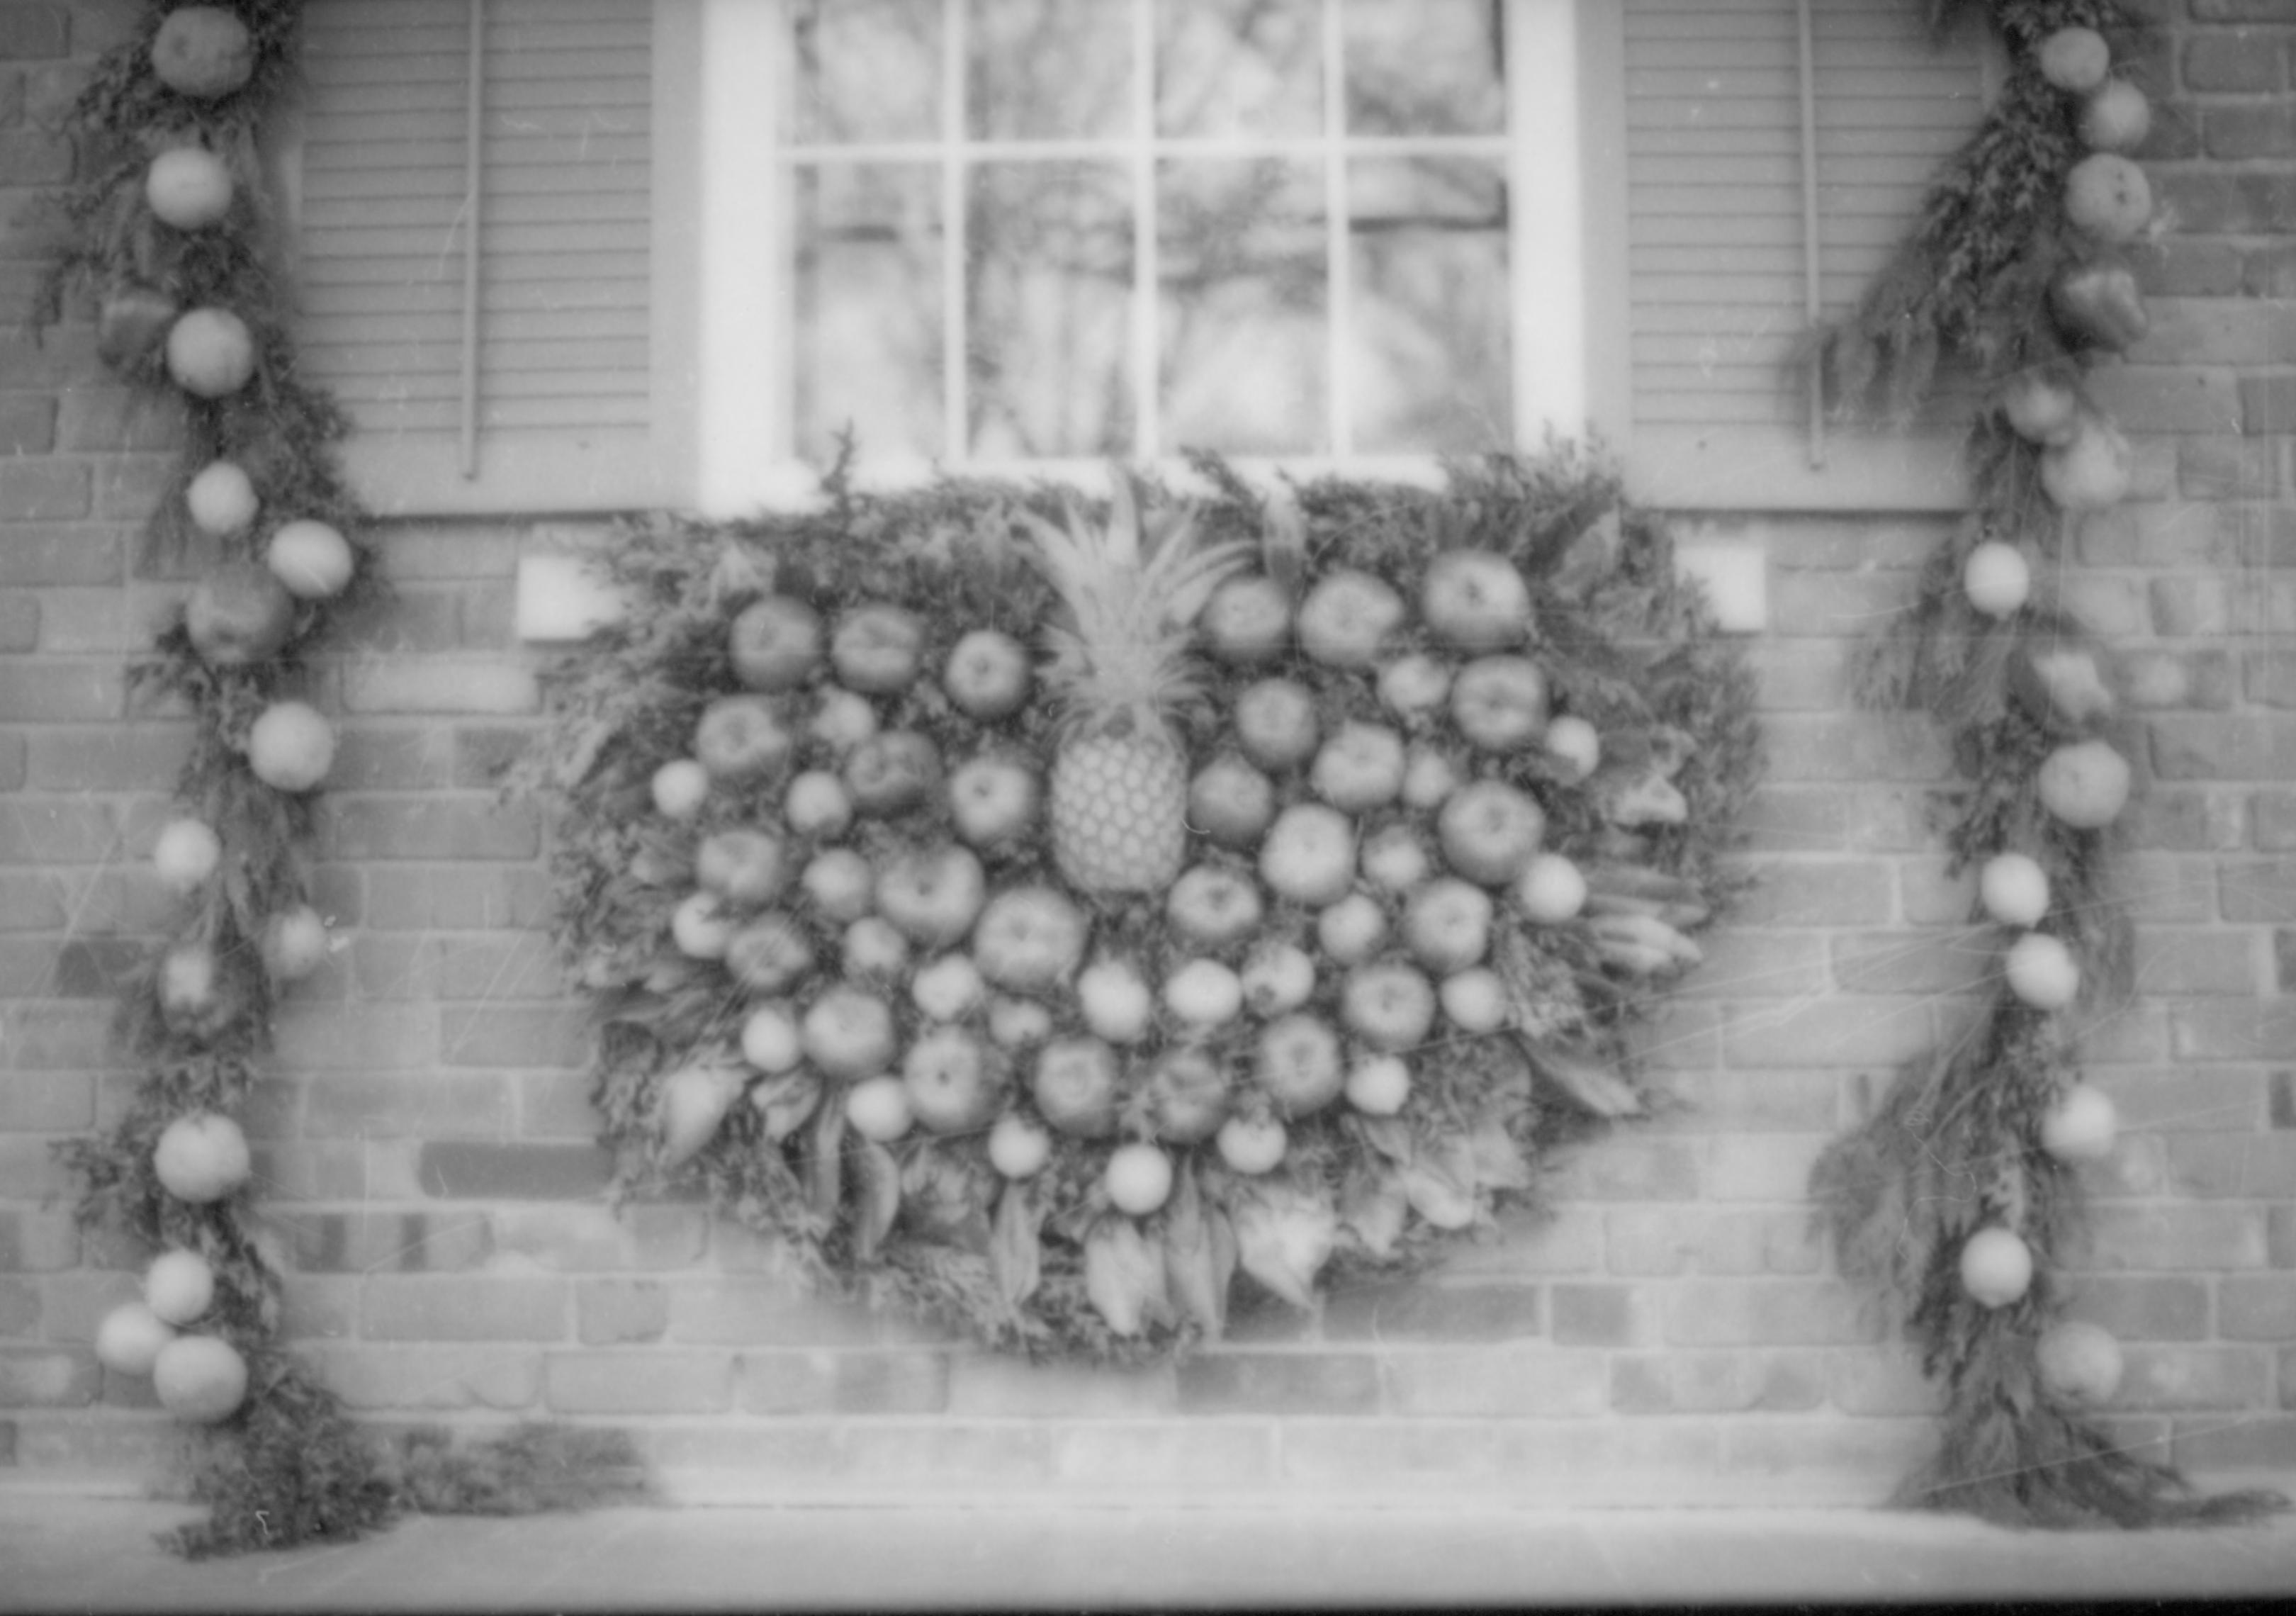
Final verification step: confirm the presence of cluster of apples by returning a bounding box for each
[636,542,1637,1248]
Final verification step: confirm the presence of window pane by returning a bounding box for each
[1156,0,1321,140]
[792,0,941,145]
[796,164,944,462]
[968,0,1130,141]
[967,162,1132,457]
[1349,156,1510,453]
[1344,0,1504,135]
[1159,159,1325,455]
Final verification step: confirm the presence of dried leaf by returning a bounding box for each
[748,1070,822,1142]
[1354,1115,1414,1166]
[658,1060,743,1168]
[1162,1163,1232,1340]
[1524,1039,1644,1120]
[991,1182,1042,1311]
[1402,1133,1479,1231]
[1084,1217,1169,1337]
[851,1139,901,1262]
[1339,1163,1409,1259]
[1232,1184,1337,1310]
[1468,1109,1531,1194]
[806,1098,845,1224]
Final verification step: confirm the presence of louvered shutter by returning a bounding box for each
[1620,0,1987,509]
[291,0,682,514]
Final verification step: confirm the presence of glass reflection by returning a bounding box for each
[1344,0,1504,136]
[792,0,940,145]
[1159,159,1326,454]
[1349,156,1510,453]
[795,164,944,461]
[969,0,1130,141]
[967,162,1134,456]
[1156,0,1322,140]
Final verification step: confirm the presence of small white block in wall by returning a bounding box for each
[1674,542,1767,634]
[516,551,628,644]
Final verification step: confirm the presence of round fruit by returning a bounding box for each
[1438,780,1547,886]
[942,628,1032,718]
[694,695,794,783]
[728,595,823,692]
[2039,1082,2118,1164]
[153,817,222,893]
[2005,931,2081,1011]
[651,759,711,819]
[696,829,788,908]
[2080,80,2150,154]
[1979,853,2051,928]
[266,519,356,600]
[184,460,257,534]
[1543,715,1601,785]
[1449,656,1551,752]
[153,1334,248,1425]
[724,914,815,994]
[246,701,335,792]
[843,730,941,814]
[1962,541,2032,618]
[165,308,257,398]
[670,892,735,960]
[1341,962,1439,1053]
[2037,739,2131,829]
[1234,678,1321,772]
[989,1112,1053,1178]
[1164,958,1244,1027]
[1378,653,1452,718]
[831,603,926,694]
[1143,1049,1231,1143]
[2064,153,2151,245]
[2035,1320,2123,1408]
[1254,1013,1345,1118]
[1514,853,1587,924]
[1200,574,1293,664]
[1259,804,1357,908]
[2037,26,2109,92]
[1215,1113,1287,1175]
[144,1250,215,1326]
[152,1112,251,1204]
[1439,967,1509,1033]
[1958,1226,2034,1309]
[1296,568,1406,668]
[95,1301,176,1378]
[146,147,234,230]
[1996,370,2081,447]
[740,1004,803,1072]
[261,904,330,980]
[1032,1037,1122,1139]
[150,7,254,99]
[185,563,296,667]
[1344,1054,1412,1116]
[1076,958,1155,1043]
[1188,755,1276,848]
[158,943,222,1030]
[1105,1143,1174,1216]
[1316,893,1389,965]
[901,1026,1003,1135]
[844,1076,914,1143]
[2039,418,2132,513]
[1422,549,1532,652]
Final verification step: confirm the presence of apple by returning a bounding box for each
[1378,653,1452,718]
[96,1302,176,1378]
[843,916,911,980]
[265,520,354,600]
[989,1112,1054,1178]
[2040,1082,2118,1163]
[947,753,1041,848]
[724,913,815,994]
[1361,826,1431,893]
[1200,573,1293,663]
[1032,1036,1122,1138]
[1166,865,1266,948]
[831,603,927,694]
[184,460,256,535]
[1979,853,2050,928]
[1077,957,1155,1043]
[1543,716,1601,785]
[1439,780,1547,885]
[1439,967,1509,1033]
[2080,79,2150,154]
[1450,656,1550,752]
[989,996,1055,1049]
[1259,804,1356,908]
[911,952,986,1021]
[1254,1013,1345,1117]
[1216,1113,1288,1175]
[802,986,899,1079]
[784,770,853,837]
[728,595,823,692]
[2005,931,2080,1011]
[1296,568,1405,668]
[902,1026,1004,1135]
[1234,678,1321,772]
[1188,754,1277,848]
[261,904,330,980]
[1513,853,1587,924]
[1345,1054,1412,1116]
[800,848,875,922]
[942,629,1032,719]
[1241,941,1316,1017]
[1996,369,2081,448]
[1402,877,1494,973]
[845,1075,914,1143]
[1164,958,1244,1027]
[694,695,794,783]
[651,758,711,820]
[1105,1143,1175,1216]
[1959,1226,2033,1309]
[874,844,988,947]
[670,891,734,959]
[1341,961,1438,1052]
[2038,26,2109,94]
[1315,893,1388,964]
[1310,722,1407,812]
[844,730,942,815]
[1401,746,1462,810]
[184,563,295,667]
[811,689,879,752]
[1422,549,1532,652]
[741,1003,804,1072]
[1143,1048,1232,1143]
[154,818,222,892]
[2039,417,2132,512]
[696,828,787,907]
[972,886,1090,990]
[1962,542,2032,619]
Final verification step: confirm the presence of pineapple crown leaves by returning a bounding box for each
[1015,470,1251,734]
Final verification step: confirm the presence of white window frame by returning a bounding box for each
[658,0,1628,517]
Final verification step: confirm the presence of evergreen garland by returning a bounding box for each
[27,0,645,1558]
[1811,0,2285,1527]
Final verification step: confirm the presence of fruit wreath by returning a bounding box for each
[524,453,1761,1360]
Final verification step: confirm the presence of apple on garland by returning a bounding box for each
[146,146,235,232]
[151,6,256,101]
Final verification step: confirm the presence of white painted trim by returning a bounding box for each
[1506,0,1587,444]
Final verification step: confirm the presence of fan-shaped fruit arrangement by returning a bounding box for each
[541,469,1755,1359]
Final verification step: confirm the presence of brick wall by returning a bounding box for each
[1,0,2290,1500]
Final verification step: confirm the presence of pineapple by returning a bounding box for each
[1019,476,1249,896]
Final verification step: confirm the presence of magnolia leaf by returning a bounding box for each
[1084,1217,1169,1337]
[991,1182,1043,1311]
[748,1070,822,1141]
[657,1060,743,1169]
[1232,1184,1337,1311]
[806,1098,845,1224]
[1467,1109,1532,1194]
[1402,1133,1479,1231]
[1354,1115,1414,1166]
[1523,1039,1645,1120]
[1339,1163,1409,1259]
[1162,1163,1231,1340]
[851,1139,902,1262]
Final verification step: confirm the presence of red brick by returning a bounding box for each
[305,1073,516,1139]
[1386,1347,1607,1417]
[317,797,540,860]
[2179,437,2282,499]
[0,524,126,585]
[737,1350,947,1416]
[2173,1413,2296,1472]
[2063,1275,2212,1341]
[0,661,122,721]
[340,661,538,716]
[544,1350,733,1414]
[1176,1352,1380,1415]
[2163,1134,2296,1199]
[0,460,87,520]
[2096,1068,2266,1133]
[1319,1281,1543,1342]
[578,1280,668,1345]
[0,1209,77,1272]
[2182,29,2290,91]
[23,724,191,791]
[2153,719,2296,782]
[2133,929,2259,995]
[361,864,553,931]
[2171,1001,2296,1062]
[1662,1281,1880,1347]
[358,1276,568,1342]
[272,1005,431,1072]
[2086,366,2242,434]
[2081,1205,2270,1269]
[2248,243,2296,298]
[435,1006,586,1070]
[54,387,184,454]
[944,1357,1177,1418]
[2219,1274,2296,1340]
[427,933,563,1000]
[1760,715,1950,784]
[1723,858,1894,926]
[0,4,67,57]
[2116,1345,2272,1411]
[2193,0,2296,19]
[1052,1424,1278,1492]
[309,1344,540,1411]
[2122,789,2246,855]
[1721,999,1935,1069]
[1549,1283,1653,1347]
[417,1141,611,1199]
[0,393,52,456]
[0,1347,97,1407]
[2244,374,2296,436]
